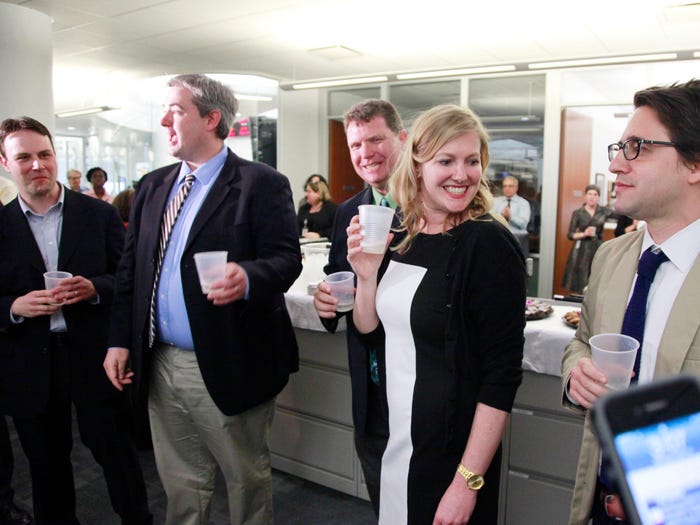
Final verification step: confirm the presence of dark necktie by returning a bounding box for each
[506,197,511,208]
[620,246,668,383]
[368,196,392,385]
[148,173,196,347]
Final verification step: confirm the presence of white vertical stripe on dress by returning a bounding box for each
[376,260,426,525]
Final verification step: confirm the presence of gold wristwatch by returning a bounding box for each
[457,463,484,490]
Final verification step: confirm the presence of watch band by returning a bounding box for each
[457,463,485,490]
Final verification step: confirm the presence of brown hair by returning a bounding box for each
[343,99,404,135]
[0,116,54,158]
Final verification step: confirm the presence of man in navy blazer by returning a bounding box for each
[313,99,406,514]
[104,74,301,525]
[0,117,151,525]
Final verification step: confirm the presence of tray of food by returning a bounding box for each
[525,299,554,321]
[562,310,581,328]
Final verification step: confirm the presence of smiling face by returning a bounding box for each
[609,105,695,226]
[160,85,219,166]
[0,129,59,203]
[346,116,404,191]
[418,131,483,227]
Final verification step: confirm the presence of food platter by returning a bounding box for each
[562,310,581,329]
[525,299,553,321]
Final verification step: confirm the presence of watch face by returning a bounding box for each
[468,475,484,490]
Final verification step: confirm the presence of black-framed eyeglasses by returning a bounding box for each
[607,138,676,162]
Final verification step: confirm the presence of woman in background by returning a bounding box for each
[297,178,337,239]
[562,184,612,293]
[84,167,113,203]
[348,104,525,524]
[112,188,135,228]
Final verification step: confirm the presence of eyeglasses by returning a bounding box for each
[607,138,676,162]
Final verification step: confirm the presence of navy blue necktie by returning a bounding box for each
[620,247,668,383]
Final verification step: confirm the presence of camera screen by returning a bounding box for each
[614,412,700,525]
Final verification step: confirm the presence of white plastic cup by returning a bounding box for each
[358,204,394,254]
[590,333,640,390]
[193,251,228,293]
[324,271,355,312]
[44,271,73,306]
[43,271,72,290]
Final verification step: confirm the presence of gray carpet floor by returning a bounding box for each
[6,416,375,525]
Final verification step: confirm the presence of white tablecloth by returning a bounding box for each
[284,290,347,332]
[523,304,579,377]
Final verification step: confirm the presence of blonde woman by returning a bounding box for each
[348,104,525,524]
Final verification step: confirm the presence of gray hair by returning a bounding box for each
[167,74,238,140]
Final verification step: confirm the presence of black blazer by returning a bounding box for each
[0,189,125,417]
[108,149,302,416]
[322,187,396,434]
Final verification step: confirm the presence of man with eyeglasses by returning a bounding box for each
[562,79,700,525]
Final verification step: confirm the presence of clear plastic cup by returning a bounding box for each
[43,271,72,290]
[324,271,355,312]
[590,333,640,390]
[44,271,73,306]
[193,251,228,293]
[358,205,394,254]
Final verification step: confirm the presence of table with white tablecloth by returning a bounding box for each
[523,304,579,377]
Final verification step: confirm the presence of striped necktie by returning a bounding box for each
[148,173,196,347]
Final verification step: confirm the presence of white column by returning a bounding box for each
[0,3,53,129]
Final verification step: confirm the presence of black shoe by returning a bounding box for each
[0,501,33,525]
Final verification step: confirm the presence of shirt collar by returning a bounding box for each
[642,217,700,274]
[371,187,396,209]
[18,183,65,217]
[177,144,228,186]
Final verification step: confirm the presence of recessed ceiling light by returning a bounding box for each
[292,76,388,90]
[396,65,516,80]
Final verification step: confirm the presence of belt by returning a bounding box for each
[50,331,70,346]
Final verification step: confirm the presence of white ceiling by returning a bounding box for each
[6,0,700,111]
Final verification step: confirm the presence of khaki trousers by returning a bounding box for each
[149,344,274,525]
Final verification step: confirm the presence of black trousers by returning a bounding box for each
[11,333,152,525]
[0,416,14,505]
[354,379,389,518]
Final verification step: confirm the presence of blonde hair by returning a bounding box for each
[306,179,332,202]
[390,104,495,253]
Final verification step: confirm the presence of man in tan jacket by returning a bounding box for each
[562,79,700,525]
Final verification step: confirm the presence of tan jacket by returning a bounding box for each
[561,229,700,525]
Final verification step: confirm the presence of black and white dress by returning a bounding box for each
[370,218,526,524]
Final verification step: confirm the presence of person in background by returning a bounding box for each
[0,417,32,525]
[66,169,87,193]
[613,214,643,237]
[0,191,32,525]
[84,166,113,203]
[297,178,337,239]
[313,99,407,515]
[561,184,612,293]
[348,104,525,524]
[491,174,531,234]
[297,173,327,208]
[112,187,135,228]
[103,74,301,525]
[562,79,700,524]
[0,116,151,525]
[0,176,19,204]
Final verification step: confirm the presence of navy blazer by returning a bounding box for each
[0,189,125,416]
[108,149,302,416]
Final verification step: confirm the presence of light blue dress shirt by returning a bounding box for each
[156,144,228,350]
[16,186,66,331]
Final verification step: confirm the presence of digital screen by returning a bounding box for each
[615,413,700,525]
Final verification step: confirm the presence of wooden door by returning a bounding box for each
[328,119,364,204]
[554,109,593,297]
